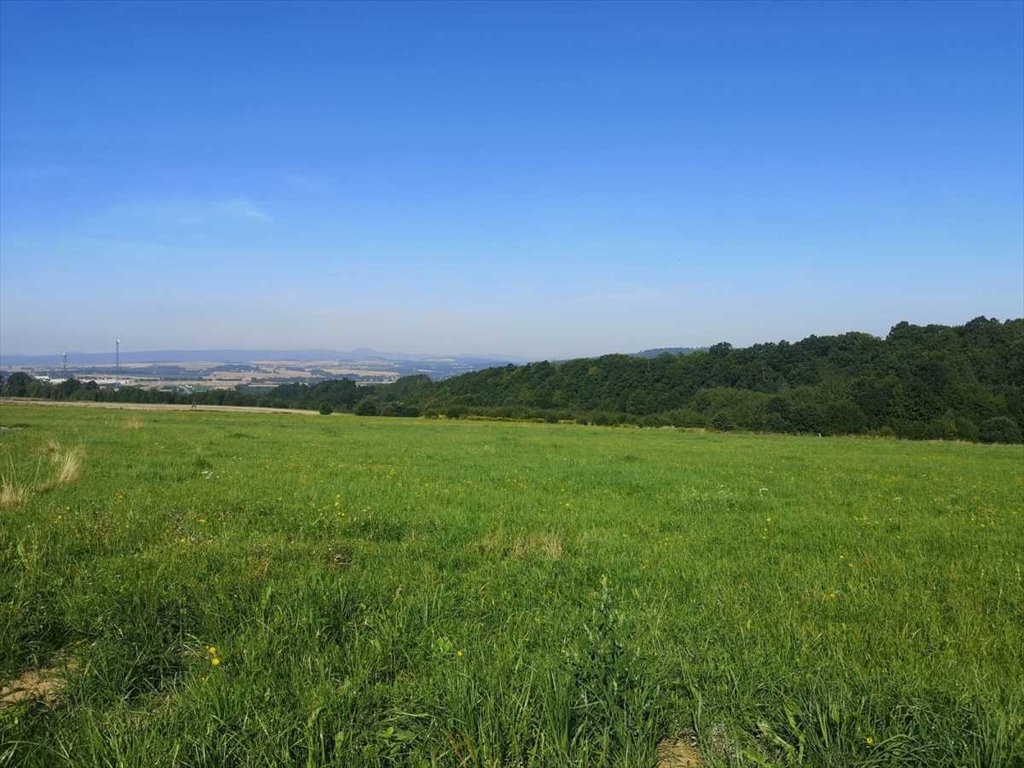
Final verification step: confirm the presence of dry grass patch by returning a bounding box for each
[1,442,86,506]
[0,449,35,508]
[0,667,65,709]
[474,531,563,560]
[47,442,84,486]
[0,479,28,509]
[126,417,144,430]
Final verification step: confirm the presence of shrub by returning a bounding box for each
[756,412,792,434]
[318,402,333,415]
[824,402,867,434]
[445,405,467,419]
[709,411,734,432]
[954,416,979,442]
[978,416,1023,444]
[380,402,419,418]
[354,398,378,416]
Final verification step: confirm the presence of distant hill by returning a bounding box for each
[2,345,700,367]
[0,348,521,367]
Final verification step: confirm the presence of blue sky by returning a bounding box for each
[2,0,1022,359]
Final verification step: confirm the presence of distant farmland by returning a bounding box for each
[1,402,1021,766]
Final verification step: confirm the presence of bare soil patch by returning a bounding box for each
[0,667,65,708]
[656,738,703,768]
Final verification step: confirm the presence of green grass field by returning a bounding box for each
[1,403,1022,767]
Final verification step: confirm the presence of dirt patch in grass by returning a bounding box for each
[656,738,703,767]
[0,667,65,708]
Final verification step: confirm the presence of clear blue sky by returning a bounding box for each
[2,0,1022,359]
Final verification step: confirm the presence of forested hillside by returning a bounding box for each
[3,317,1022,442]
[409,317,1023,440]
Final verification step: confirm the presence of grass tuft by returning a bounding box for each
[0,478,28,509]
[0,441,85,506]
[48,443,85,486]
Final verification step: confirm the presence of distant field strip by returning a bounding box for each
[0,397,320,415]
[1,403,1021,766]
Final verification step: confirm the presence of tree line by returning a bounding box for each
[2,317,1021,443]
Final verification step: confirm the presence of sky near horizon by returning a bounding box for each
[1,1,1022,360]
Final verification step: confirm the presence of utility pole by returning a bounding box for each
[115,338,120,384]
[62,352,68,373]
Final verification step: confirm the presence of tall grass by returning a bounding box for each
[0,479,27,510]
[0,403,1021,766]
[48,445,83,487]
[0,442,83,510]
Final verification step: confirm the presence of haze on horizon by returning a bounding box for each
[1,1,1022,361]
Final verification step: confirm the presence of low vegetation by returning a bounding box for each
[1,402,1021,766]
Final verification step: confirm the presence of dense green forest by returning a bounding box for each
[3,317,1022,443]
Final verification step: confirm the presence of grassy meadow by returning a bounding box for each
[1,402,1022,767]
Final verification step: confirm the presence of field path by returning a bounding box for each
[0,397,318,416]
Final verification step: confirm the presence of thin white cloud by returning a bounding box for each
[96,198,271,227]
[217,199,271,221]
